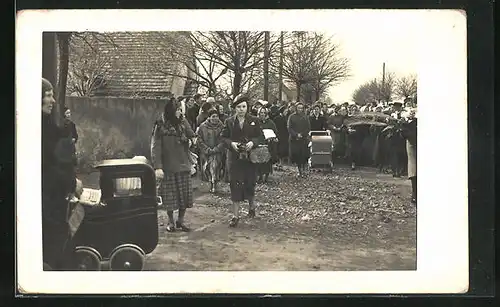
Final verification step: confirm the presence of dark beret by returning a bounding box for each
[231,94,250,109]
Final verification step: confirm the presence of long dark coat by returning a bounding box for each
[272,114,289,159]
[287,113,311,165]
[221,115,264,202]
[309,115,327,131]
[327,114,347,156]
[42,112,77,269]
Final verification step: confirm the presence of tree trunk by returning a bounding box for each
[55,32,71,126]
[263,31,270,101]
[295,82,301,102]
[208,84,216,97]
[278,32,284,103]
[233,70,242,98]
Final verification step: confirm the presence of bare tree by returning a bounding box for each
[275,32,350,103]
[395,74,417,100]
[142,31,281,99]
[352,81,374,106]
[67,32,118,96]
[309,38,350,102]
[378,72,396,103]
[141,32,227,97]
[191,31,261,97]
[352,72,397,105]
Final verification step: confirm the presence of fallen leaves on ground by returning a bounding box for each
[195,165,416,242]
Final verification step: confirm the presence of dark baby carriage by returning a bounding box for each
[71,158,160,271]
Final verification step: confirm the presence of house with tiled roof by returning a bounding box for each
[67,32,199,99]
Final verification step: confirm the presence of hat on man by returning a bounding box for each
[392,101,403,107]
[207,97,216,104]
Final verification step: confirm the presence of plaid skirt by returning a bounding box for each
[157,171,193,211]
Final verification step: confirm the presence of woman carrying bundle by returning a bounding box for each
[221,95,264,227]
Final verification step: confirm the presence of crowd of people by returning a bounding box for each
[41,75,417,269]
[150,92,417,229]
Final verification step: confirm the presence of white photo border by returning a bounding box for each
[15,9,468,294]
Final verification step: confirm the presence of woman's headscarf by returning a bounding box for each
[207,108,219,118]
[163,98,182,125]
[201,101,214,113]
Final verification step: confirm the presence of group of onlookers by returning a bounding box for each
[151,93,417,229]
[41,75,417,269]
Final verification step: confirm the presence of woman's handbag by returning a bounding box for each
[249,145,271,164]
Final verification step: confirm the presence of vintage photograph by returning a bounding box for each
[17,9,468,294]
[41,29,417,272]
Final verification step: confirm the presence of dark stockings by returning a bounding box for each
[178,209,186,224]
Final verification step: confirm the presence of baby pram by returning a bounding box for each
[309,130,333,172]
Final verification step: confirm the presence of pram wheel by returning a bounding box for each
[109,244,145,271]
[74,246,102,271]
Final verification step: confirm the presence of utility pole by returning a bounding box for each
[382,62,386,105]
[278,31,284,104]
[263,31,270,101]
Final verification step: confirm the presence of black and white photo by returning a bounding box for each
[16,9,468,294]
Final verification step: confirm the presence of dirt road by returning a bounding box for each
[144,166,416,271]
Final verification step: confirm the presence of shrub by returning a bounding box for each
[75,118,134,173]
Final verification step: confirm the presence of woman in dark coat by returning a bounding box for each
[61,107,78,165]
[327,106,348,167]
[151,98,197,232]
[287,102,311,177]
[346,124,366,170]
[272,105,289,169]
[62,107,78,142]
[221,94,264,227]
[41,78,80,270]
[309,104,327,131]
[256,107,278,183]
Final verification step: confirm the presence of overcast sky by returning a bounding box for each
[317,11,420,103]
